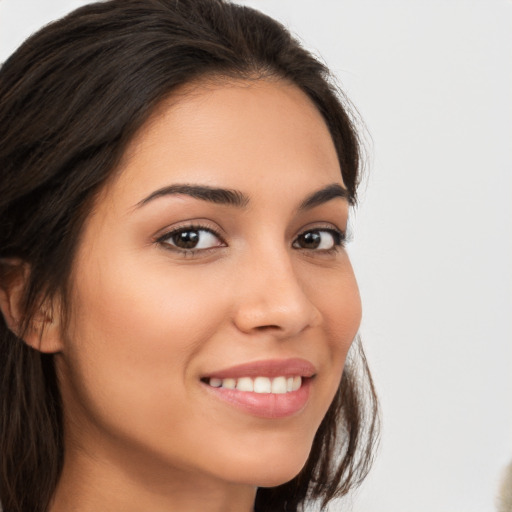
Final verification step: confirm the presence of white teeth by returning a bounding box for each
[222,378,236,389]
[236,377,254,392]
[209,377,222,388]
[208,375,303,393]
[254,377,272,393]
[271,376,287,394]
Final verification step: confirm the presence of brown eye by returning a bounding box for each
[160,227,223,251]
[172,230,200,249]
[297,231,322,249]
[293,229,342,251]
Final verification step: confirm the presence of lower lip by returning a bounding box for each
[202,378,312,419]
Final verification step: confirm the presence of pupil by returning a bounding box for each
[174,230,199,249]
[300,231,320,249]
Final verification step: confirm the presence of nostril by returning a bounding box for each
[255,324,280,331]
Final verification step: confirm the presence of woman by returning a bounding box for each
[0,1,379,511]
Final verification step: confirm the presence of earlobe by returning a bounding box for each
[0,258,64,353]
[25,300,64,354]
[0,258,29,334]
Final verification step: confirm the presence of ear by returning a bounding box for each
[0,258,64,353]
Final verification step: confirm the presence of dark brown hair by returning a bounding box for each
[0,1,379,511]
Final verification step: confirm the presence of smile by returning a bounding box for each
[205,375,303,394]
[201,358,315,418]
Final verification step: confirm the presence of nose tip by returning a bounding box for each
[232,261,322,337]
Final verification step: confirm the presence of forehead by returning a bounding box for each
[105,78,343,207]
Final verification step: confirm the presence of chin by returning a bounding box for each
[252,467,306,489]
[213,440,313,488]
[229,465,307,489]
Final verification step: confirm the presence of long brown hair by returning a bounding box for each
[0,1,379,511]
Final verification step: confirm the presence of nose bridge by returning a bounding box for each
[232,241,321,336]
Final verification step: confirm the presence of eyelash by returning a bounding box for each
[156,223,347,256]
[156,223,224,256]
[292,227,346,254]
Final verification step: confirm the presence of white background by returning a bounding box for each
[1,1,511,511]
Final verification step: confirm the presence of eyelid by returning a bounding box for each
[296,222,347,240]
[153,218,225,241]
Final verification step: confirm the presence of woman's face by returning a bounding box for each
[55,79,361,492]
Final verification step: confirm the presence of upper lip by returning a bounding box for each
[203,358,317,379]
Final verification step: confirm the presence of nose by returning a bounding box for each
[232,250,322,338]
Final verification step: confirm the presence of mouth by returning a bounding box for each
[200,358,316,418]
[202,375,305,394]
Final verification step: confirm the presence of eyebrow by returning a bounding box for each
[135,182,349,210]
[298,183,350,210]
[136,184,249,209]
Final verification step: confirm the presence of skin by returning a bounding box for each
[45,78,362,512]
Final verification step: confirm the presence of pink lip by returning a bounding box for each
[203,358,317,379]
[201,358,316,419]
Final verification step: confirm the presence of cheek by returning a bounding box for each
[60,256,228,435]
[71,252,227,347]
[326,279,362,358]
[306,258,362,356]
[306,259,362,414]
[295,256,361,419]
